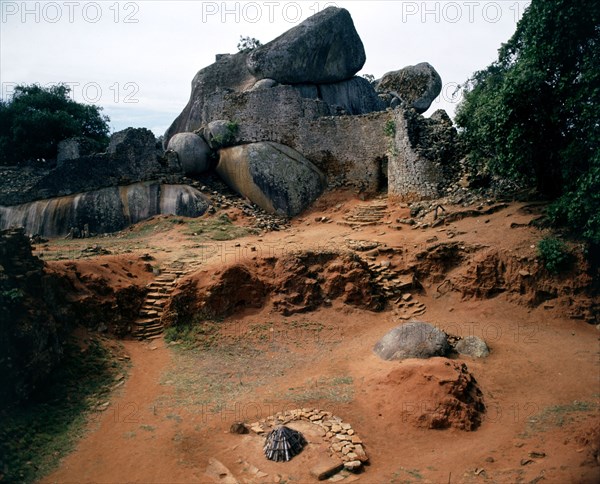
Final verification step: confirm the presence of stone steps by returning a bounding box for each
[340,200,389,228]
[365,260,428,319]
[132,264,191,340]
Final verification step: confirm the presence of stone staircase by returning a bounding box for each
[132,264,186,340]
[366,260,427,320]
[340,199,389,227]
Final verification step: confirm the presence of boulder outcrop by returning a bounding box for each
[217,142,326,217]
[164,52,258,145]
[0,182,208,237]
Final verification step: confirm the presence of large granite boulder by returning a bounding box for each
[164,52,258,146]
[167,133,211,175]
[319,76,386,115]
[246,7,365,84]
[0,182,209,237]
[216,142,326,217]
[374,321,450,360]
[377,63,442,113]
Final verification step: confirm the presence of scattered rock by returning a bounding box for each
[204,457,239,484]
[229,422,249,434]
[310,456,344,481]
[454,335,490,358]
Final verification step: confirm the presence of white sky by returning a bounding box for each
[0,0,530,136]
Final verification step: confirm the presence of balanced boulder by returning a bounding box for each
[216,142,326,217]
[167,133,211,175]
[374,321,450,360]
[246,7,365,84]
[377,62,442,113]
[319,76,386,115]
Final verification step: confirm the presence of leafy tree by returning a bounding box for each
[237,35,261,53]
[0,84,110,165]
[456,0,600,242]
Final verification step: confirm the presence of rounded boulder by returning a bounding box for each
[167,132,211,175]
[374,321,450,360]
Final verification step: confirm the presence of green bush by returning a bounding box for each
[537,237,572,274]
[237,36,261,53]
[456,0,600,243]
[0,84,110,165]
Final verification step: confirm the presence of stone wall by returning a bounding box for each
[387,110,444,201]
[201,86,393,192]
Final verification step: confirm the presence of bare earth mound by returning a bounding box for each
[371,357,486,431]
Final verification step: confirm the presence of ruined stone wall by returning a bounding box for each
[387,110,445,201]
[202,86,393,192]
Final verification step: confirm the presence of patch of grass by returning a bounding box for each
[139,424,155,432]
[166,413,182,423]
[284,376,354,404]
[391,467,424,483]
[164,321,221,350]
[384,119,396,137]
[525,401,599,434]
[0,338,122,484]
[186,214,254,241]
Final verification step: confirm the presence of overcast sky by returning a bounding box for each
[1,0,530,136]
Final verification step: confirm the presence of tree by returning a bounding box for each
[455,0,600,242]
[0,84,110,165]
[237,35,261,53]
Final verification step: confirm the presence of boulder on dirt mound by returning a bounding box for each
[376,62,442,113]
[246,7,365,84]
[216,142,326,217]
[454,335,490,358]
[374,358,485,430]
[374,321,449,360]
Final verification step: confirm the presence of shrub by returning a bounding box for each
[537,237,572,274]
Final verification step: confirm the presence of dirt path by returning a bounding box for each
[43,339,209,483]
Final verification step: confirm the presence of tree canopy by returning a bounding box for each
[0,84,110,165]
[455,0,600,243]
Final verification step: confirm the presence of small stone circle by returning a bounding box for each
[247,407,368,472]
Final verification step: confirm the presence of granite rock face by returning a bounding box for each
[2,128,179,207]
[216,142,326,217]
[246,7,366,84]
[318,76,386,115]
[164,52,258,146]
[0,182,208,237]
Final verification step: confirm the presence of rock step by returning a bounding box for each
[147,291,170,298]
[135,317,161,325]
[134,323,163,332]
[140,309,159,317]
